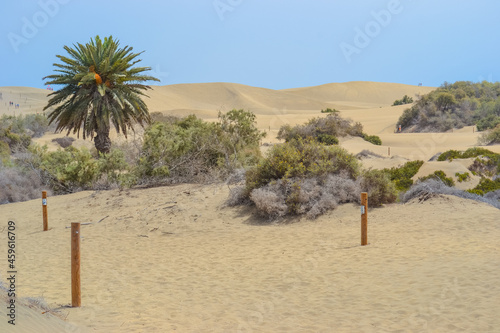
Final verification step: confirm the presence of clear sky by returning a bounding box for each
[1,0,499,90]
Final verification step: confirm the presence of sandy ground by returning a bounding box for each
[1,82,500,332]
[0,185,499,332]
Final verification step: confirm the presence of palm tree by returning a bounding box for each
[43,35,159,154]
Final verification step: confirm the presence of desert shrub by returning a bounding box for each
[22,114,50,137]
[0,114,49,139]
[248,173,361,220]
[317,134,339,145]
[0,141,10,165]
[226,185,250,207]
[245,139,360,194]
[469,178,500,195]
[402,179,500,209]
[362,134,382,145]
[0,126,31,152]
[14,145,129,193]
[438,148,500,175]
[484,189,500,202]
[321,108,339,113]
[96,149,132,187]
[437,150,462,161]
[0,167,49,204]
[236,138,397,219]
[455,172,470,182]
[397,81,500,132]
[52,136,75,148]
[392,95,414,106]
[136,110,264,185]
[418,170,455,187]
[358,169,397,207]
[383,160,424,191]
[479,124,500,145]
[277,113,364,142]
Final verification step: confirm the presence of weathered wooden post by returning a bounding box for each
[361,192,368,246]
[71,223,81,307]
[42,191,48,231]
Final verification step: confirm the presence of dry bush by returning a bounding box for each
[247,173,361,220]
[485,189,500,202]
[250,184,288,219]
[51,136,75,148]
[402,179,500,209]
[0,167,50,204]
[226,185,249,206]
[358,169,397,207]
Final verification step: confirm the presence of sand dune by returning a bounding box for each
[0,185,499,332]
[282,81,435,106]
[1,81,500,331]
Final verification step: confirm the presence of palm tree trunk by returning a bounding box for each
[94,125,111,155]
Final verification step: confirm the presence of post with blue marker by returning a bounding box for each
[42,191,48,231]
[361,192,368,246]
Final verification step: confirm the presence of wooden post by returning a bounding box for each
[361,192,368,246]
[42,191,48,231]
[71,223,81,307]
[388,147,391,156]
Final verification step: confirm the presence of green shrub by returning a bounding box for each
[470,178,500,194]
[418,170,455,187]
[0,141,10,165]
[359,169,397,207]
[438,148,500,175]
[455,172,470,182]
[479,124,500,145]
[15,144,130,193]
[277,113,364,142]
[317,134,339,145]
[137,110,264,184]
[321,108,339,113]
[392,95,414,106]
[396,81,500,132]
[383,160,424,191]
[467,188,484,196]
[362,134,382,145]
[245,138,360,194]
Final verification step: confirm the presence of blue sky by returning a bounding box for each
[1,0,499,90]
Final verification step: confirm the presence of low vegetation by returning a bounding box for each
[320,108,339,113]
[0,109,265,203]
[397,81,500,132]
[402,179,500,210]
[0,114,51,153]
[418,170,455,187]
[437,148,500,176]
[392,95,414,106]
[479,124,500,145]
[277,113,382,146]
[455,172,471,183]
[227,138,397,220]
[382,160,424,191]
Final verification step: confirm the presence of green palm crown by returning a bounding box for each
[43,35,160,154]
